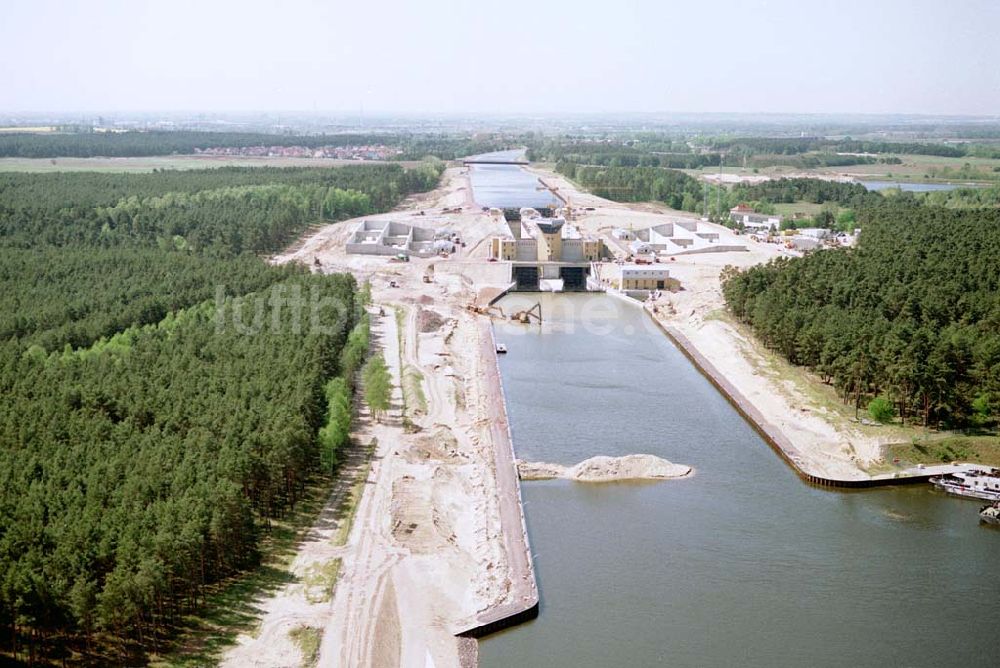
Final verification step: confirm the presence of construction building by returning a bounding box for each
[346,219,437,257]
[489,209,608,290]
[729,204,782,232]
[490,215,603,263]
[613,220,743,257]
[618,266,674,291]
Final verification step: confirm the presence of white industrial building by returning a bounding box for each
[346,220,438,257]
[618,220,742,257]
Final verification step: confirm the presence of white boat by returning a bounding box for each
[980,502,1000,526]
[495,343,508,354]
[930,467,1000,501]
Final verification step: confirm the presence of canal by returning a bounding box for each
[479,293,997,667]
[466,149,561,210]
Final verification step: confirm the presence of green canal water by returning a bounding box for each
[479,293,997,668]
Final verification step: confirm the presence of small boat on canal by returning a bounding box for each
[980,501,1000,526]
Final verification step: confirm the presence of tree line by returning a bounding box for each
[555,162,706,211]
[722,200,1000,428]
[0,164,431,663]
[702,136,978,158]
[529,140,719,169]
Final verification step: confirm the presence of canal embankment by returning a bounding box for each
[650,315,956,487]
[454,321,539,637]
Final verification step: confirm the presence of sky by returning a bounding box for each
[2,0,998,115]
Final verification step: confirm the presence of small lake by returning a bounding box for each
[466,149,561,210]
[479,293,998,668]
[860,180,983,192]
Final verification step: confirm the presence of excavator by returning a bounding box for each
[509,302,542,324]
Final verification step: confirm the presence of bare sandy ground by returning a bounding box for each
[228,167,519,668]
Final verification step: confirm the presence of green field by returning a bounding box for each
[684,153,1000,185]
[886,435,1000,468]
[0,155,411,173]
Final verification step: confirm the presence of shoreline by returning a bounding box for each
[453,321,538,637]
[525,163,980,484]
[649,315,953,487]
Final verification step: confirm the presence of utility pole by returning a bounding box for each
[716,153,723,221]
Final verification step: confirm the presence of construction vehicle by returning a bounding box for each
[510,302,542,324]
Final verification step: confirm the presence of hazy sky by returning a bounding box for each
[2,0,998,115]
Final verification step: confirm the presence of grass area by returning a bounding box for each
[303,558,342,604]
[0,126,57,133]
[683,154,1000,184]
[402,365,428,415]
[333,437,377,547]
[148,475,335,668]
[886,435,1000,468]
[392,305,428,423]
[288,625,322,667]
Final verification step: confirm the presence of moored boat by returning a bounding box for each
[930,467,1000,501]
[496,343,508,354]
[980,502,1000,526]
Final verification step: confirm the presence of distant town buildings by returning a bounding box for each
[194,144,401,160]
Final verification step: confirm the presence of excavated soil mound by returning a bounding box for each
[517,454,692,482]
[417,308,447,333]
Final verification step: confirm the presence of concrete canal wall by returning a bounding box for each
[647,310,963,489]
[454,321,539,638]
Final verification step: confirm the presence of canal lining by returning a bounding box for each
[647,313,931,490]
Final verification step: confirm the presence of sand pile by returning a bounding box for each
[517,454,692,482]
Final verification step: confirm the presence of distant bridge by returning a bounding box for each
[462,158,529,165]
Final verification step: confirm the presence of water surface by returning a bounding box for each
[466,149,560,210]
[480,293,997,668]
[860,180,983,192]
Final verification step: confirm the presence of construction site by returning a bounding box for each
[234,156,768,668]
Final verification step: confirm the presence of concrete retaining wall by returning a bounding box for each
[454,323,539,638]
[646,311,936,489]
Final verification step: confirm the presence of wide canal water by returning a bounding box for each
[466,149,561,210]
[479,293,997,667]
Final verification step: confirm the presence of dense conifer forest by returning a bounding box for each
[722,201,1000,427]
[0,163,437,663]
